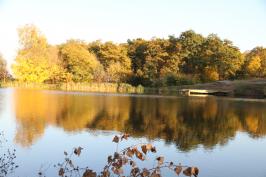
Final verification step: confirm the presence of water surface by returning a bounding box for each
[0,88,266,177]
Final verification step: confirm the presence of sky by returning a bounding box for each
[0,0,266,68]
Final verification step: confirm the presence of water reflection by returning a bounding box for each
[13,89,266,151]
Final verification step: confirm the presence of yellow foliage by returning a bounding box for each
[17,24,47,51]
[204,67,219,81]
[106,62,131,82]
[12,24,60,83]
[247,56,261,76]
[12,58,51,83]
[60,41,103,82]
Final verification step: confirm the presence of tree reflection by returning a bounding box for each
[13,89,266,150]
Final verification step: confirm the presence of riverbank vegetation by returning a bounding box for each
[1,131,199,177]
[39,134,199,177]
[155,79,266,98]
[0,132,18,176]
[1,82,144,93]
[0,24,266,91]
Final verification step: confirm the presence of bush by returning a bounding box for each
[38,134,199,177]
[203,67,219,82]
[161,74,199,87]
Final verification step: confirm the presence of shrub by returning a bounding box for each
[38,134,199,177]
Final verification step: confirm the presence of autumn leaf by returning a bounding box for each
[151,146,157,153]
[146,144,153,151]
[122,157,128,165]
[141,168,150,177]
[112,136,119,143]
[114,152,120,159]
[131,167,140,176]
[69,160,74,168]
[129,160,136,168]
[126,148,134,157]
[150,170,161,177]
[112,162,118,167]
[112,167,124,175]
[107,155,112,164]
[141,145,147,154]
[135,151,145,161]
[121,134,130,141]
[183,167,199,177]
[74,147,83,156]
[174,166,182,176]
[132,146,138,153]
[191,167,199,177]
[117,159,123,168]
[156,156,164,165]
[102,170,110,177]
[82,169,97,177]
[58,168,64,176]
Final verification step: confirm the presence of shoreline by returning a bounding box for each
[1,79,266,100]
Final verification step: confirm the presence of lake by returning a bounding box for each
[0,88,266,177]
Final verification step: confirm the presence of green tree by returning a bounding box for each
[59,40,103,82]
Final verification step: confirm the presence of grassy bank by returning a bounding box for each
[1,79,265,98]
[0,82,145,94]
[156,79,266,98]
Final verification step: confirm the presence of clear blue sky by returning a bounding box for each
[0,0,266,67]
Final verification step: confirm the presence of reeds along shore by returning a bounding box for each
[0,82,145,94]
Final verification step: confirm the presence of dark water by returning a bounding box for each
[0,88,266,177]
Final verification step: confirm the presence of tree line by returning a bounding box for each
[0,24,265,87]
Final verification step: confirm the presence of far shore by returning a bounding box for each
[155,79,266,99]
[1,79,265,99]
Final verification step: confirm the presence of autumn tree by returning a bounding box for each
[244,47,266,77]
[12,24,61,83]
[0,54,9,82]
[200,35,243,80]
[127,39,148,85]
[10,24,265,86]
[127,38,182,86]
[59,40,104,82]
[45,46,67,83]
[89,41,131,82]
[179,31,243,81]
